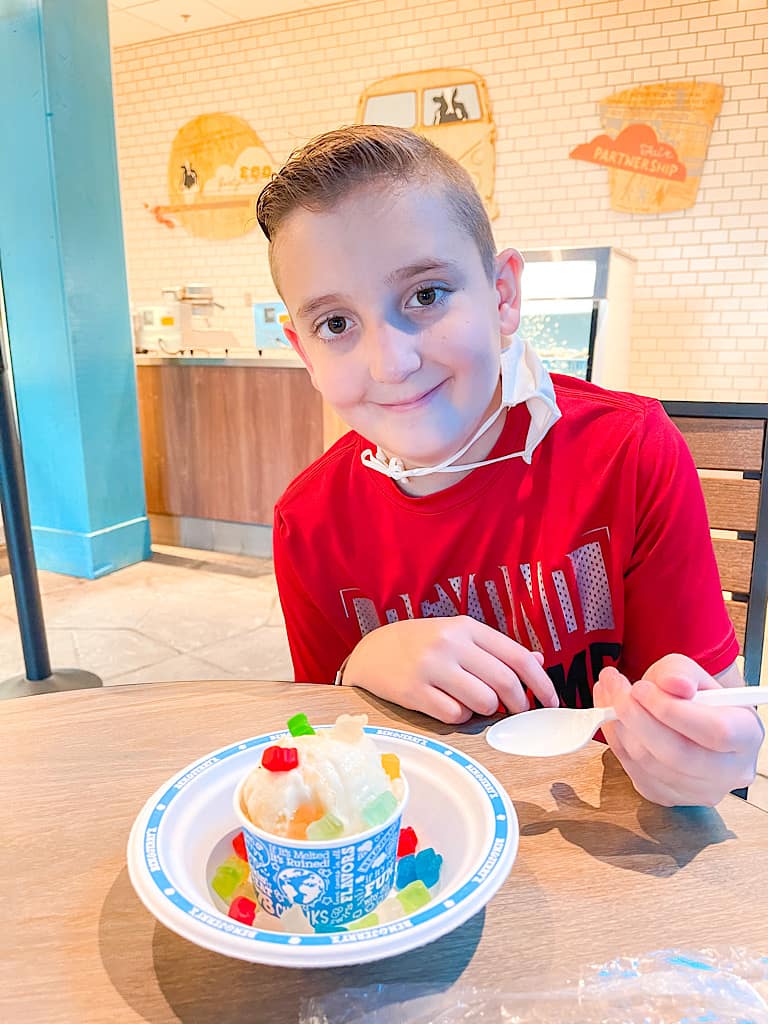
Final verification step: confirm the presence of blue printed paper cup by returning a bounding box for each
[233,771,408,930]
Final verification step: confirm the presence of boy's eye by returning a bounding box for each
[327,316,348,334]
[405,285,450,310]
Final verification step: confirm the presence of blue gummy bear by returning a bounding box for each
[414,848,443,889]
[396,854,418,890]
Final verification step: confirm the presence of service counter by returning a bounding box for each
[135,356,347,551]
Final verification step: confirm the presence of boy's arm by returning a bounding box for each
[595,654,763,807]
[618,400,739,683]
[273,506,350,684]
[594,402,762,806]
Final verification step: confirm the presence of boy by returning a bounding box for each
[256,125,763,808]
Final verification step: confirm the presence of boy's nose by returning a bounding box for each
[366,323,422,384]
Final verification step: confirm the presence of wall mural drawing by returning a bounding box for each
[144,112,275,239]
[570,80,724,214]
[356,68,498,219]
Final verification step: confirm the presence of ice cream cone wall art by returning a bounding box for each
[570,80,724,214]
[145,113,275,238]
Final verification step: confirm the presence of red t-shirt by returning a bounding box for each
[273,375,738,705]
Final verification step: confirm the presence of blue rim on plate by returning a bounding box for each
[127,726,518,967]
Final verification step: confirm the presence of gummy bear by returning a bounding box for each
[261,745,299,772]
[362,790,397,827]
[396,853,417,890]
[331,713,367,743]
[414,847,443,889]
[347,912,379,930]
[231,831,247,861]
[306,812,344,841]
[228,896,257,925]
[287,712,315,737]
[376,895,404,924]
[212,856,250,902]
[380,753,400,780]
[397,880,431,914]
[231,876,258,904]
[279,904,313,934]
[397,825,418,858]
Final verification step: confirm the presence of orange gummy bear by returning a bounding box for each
[285,800,326,840]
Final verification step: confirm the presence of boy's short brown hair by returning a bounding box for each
[256,124,497,283]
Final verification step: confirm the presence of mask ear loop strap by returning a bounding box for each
[360,399,508,482]
[361,445,528,481]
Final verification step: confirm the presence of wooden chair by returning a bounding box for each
[662,402,768,800]
[662,402,768,687]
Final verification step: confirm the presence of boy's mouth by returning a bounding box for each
[376,380,445,412]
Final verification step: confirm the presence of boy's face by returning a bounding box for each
[275,183,522,468]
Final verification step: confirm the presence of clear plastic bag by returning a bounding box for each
[300,948,768,1023]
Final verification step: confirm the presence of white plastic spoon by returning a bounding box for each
[485,686,768,757]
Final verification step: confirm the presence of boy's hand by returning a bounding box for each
[594,654,764,807]
[341,616,560,724]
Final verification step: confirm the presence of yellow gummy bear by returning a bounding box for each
[381,753,400,780]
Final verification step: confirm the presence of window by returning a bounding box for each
[424,84,481,126]
[363,92,417,129]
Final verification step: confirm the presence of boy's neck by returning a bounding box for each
[392,382,507,497]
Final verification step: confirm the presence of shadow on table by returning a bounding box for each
[514,749,736,877]
[100,867,484,1024]
[354,690,497,736]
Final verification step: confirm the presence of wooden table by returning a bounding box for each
[3,679,767,1023]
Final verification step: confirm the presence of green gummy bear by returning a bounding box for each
[306,812,344,840]
[212,856,249,901]
[396,880,431,914]
[347,912,380,930]
[287,712,316,737]
[362,790,397,827]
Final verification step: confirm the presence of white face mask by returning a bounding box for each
[360,333,562,483]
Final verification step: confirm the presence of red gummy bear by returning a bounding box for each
[397,825,418,858]
[232,831,247,861]
[228,896,257,925]
[261,745,299,772]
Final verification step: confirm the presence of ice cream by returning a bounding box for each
[240,713,405,840]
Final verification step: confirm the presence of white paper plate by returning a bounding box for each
[127,726,518,968]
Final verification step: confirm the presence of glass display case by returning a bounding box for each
[519,247,636,390]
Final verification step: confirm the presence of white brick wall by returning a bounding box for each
[112,0,768,401]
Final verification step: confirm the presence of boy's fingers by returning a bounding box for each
[458,646,531,714]
[436,662,505,717]
[641,653,715,697]
[471,622,559,708]
[421,686,473,725]
[610,683,732,776]
[631,679,759,754]
[595,666,631,711]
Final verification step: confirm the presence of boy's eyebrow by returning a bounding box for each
[384,259,462,285]
[295,260,462,322]
[296,294,345,321]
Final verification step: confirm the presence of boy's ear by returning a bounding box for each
[282,321,318,387]
[495,248,524,337]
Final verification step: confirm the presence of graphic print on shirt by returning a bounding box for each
[338,527,620,707]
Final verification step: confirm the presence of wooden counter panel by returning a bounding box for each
[137,364,323,524]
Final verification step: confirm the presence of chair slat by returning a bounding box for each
[724,600,747,653]
[670,417,765,471]
[700,477,760,532]
[712,538,754,593]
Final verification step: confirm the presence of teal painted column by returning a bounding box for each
[0,0,150,577]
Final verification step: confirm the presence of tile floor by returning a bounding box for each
[0,544,766,810]
[0,545,293,688]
